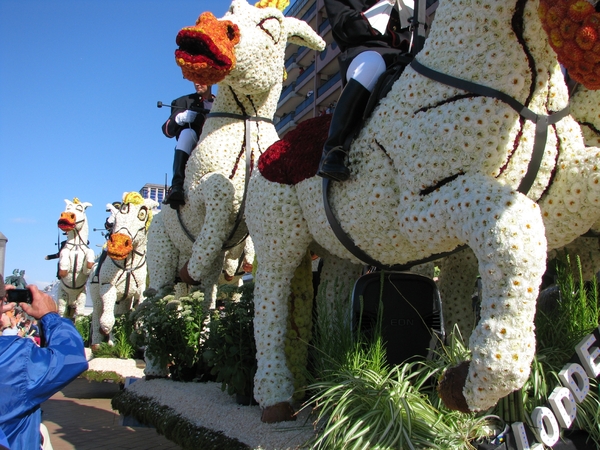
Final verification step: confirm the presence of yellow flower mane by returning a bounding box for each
[255,0,289,11]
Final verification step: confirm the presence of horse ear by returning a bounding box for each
[285,17,325,51]
[64,199,70,206]
[81,202,92,209]
[144,199,159,210]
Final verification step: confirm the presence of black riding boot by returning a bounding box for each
[317,79,371,182]
[163,150,189,209]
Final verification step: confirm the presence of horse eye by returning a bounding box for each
[120,204,129,214]
[138,208,148,221]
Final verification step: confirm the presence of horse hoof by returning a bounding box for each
[179,262,201,286]
[437,361,471,413]
[261,402,296,423]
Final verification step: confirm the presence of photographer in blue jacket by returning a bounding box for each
[0,284,88,449]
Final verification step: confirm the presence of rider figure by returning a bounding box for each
[317,0,436,182]
[162,83,214,208]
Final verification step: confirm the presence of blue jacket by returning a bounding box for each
[0,313,88,449]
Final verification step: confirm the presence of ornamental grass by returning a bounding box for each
[303,253,600,449]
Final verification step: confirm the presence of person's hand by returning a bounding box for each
[175,110,198,125]
[18,286,58,320]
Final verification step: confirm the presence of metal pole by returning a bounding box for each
[0,232,7,281]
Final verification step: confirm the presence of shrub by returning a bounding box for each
[203,282,257,400]
[130,287,210,381]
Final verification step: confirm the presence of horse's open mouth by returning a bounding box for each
[174,13,240,85]
[57,219,75,232]
[175,29,233,71]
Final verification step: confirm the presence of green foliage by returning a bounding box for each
[90,315,135,359]
[518,253,600,444]
[304,292,492,450]
[80,370,124,385]
[75,314,91,346]
[131,287,210,381]
[203,282,257,398]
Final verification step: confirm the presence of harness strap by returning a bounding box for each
[410,59,571,195]
[322,178,466,270]
[207,112,273,124]
[177,114,258,249]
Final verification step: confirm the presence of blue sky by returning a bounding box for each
[0,0,230,288]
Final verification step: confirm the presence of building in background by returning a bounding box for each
[140,183,166,210]
[276,0,341,136]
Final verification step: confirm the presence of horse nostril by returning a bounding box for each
[227,24,237,41]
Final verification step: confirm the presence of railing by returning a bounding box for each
[318,17,330,33]
[275,113,295,132]
[279,82,296,102]
[301,2,316,22]
[317,72,341,98]
[295,95,314,116]
[296,61,314,85]
[286,0,310,18]
[284,52,297,70]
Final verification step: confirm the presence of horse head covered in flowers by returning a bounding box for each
[246,0,600,421]
[89,192,157,348]
[56,198,95,318]
[146,0,325,307]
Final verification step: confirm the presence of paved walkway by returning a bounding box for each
[42,378,181,450]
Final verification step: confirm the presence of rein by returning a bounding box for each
[176,111,270,250]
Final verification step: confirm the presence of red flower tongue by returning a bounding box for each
[539,0,600,90]
[58,219,74,231]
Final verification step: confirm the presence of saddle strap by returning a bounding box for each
[410,59,571,196]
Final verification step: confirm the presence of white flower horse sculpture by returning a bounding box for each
[89,192,157,349]
[56,198,95,318]
[146,0,325,307]
[246,0,600,421]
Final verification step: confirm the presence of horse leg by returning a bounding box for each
[436,248,480,334]
[246,178,313,422]
[313,248,363,327]
[89,281,103,348]
[399,174,547,412]
[181,173,235,284]
[147,212,179,295]
[99,283,118,343]
[57,286,68,317]
[73,289,87,319]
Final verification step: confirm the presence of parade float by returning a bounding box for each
[111,0,600,448]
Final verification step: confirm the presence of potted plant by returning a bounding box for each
[203,282,258,405]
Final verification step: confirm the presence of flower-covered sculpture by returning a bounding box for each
[146,0,325,308]
[246,0,600,421]
[56,198,95,318]
[89,192,158,348]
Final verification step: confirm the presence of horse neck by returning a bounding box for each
[67,219,89,246]
[210,83,281,121]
